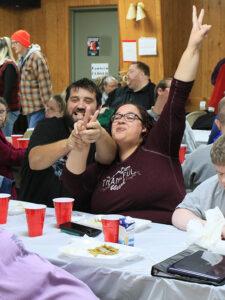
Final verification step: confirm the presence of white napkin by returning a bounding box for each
[186,207,225,255]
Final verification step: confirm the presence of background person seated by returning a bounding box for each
[182,97,225,191]
[98,76,118,106]
[172,134,225,237]
[148,77,197,153]
[105,61,156,110]
[0,229,98,300]
[0,98,25,198]
[45,94,66,118]
[207,115,221,144]
[62,7,211,224]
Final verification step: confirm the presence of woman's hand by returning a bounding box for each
[67,120,87,151]
[76,110,101,144]
[187,6,211,50]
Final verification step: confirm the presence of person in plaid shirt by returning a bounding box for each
[11,29,52,128]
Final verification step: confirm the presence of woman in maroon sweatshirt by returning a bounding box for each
[62,7,211,224]
[0,98,25,198]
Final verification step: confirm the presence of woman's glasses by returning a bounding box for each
[111,112,143,123]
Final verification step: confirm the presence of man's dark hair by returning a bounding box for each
[154,77,172,100]
[65,78,102,106]
[131,61,150,77]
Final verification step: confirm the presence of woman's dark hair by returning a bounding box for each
[110,102,153,138]
[0,97,8,109]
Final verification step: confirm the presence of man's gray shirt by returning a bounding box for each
[182,144,216,191]
[177,175,225,219]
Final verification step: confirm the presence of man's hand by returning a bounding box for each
[67,109,101,150]
[77,110,101,144]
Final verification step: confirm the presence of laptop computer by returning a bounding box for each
[167,250,225,283]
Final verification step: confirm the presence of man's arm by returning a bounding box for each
[29,139,70,170]
[172,208,205,231]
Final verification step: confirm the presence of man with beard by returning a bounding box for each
[19,78,116,207]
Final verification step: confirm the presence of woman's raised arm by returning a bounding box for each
[174,6,211,82]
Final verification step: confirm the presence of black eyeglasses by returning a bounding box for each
[111,112,143,123]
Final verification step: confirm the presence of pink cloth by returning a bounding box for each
[0,229,98,300]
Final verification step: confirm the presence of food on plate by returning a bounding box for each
[88,244,119,257]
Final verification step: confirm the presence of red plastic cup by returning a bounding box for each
[101,216,120,243]
[11,134,23,148]
[0,193,10,224]
[179,144,187,164]
[17,138,30,149]
[25,204,46,237]
[53,197,74,227]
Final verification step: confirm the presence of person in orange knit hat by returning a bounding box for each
[11,29,52,128]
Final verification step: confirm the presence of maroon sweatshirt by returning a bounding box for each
[0,130,25,198]
[62,79,193,224]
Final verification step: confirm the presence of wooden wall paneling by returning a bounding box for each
[13,0,117,93]
[186,0,225,111]
[0,8,19,39]
[161,0,192,78]
[118,0,164,85]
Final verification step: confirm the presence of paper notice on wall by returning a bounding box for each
[122,40,137,62]
[138,37,157,55]
[91,63,109,79]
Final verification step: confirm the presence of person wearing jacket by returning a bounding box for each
[11,29,52,128]
[0,98,25,198]
[0,37,20,136]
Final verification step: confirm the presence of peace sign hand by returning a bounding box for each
[188,6,211,50]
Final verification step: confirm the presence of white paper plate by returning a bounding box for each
[71,214,152,233]
[8,200,25,215]
[8,200,35,215]
[59,238,143,267]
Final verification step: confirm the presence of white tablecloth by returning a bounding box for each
[3,206,225,300]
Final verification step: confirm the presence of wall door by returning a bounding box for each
[71,7,119,82]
